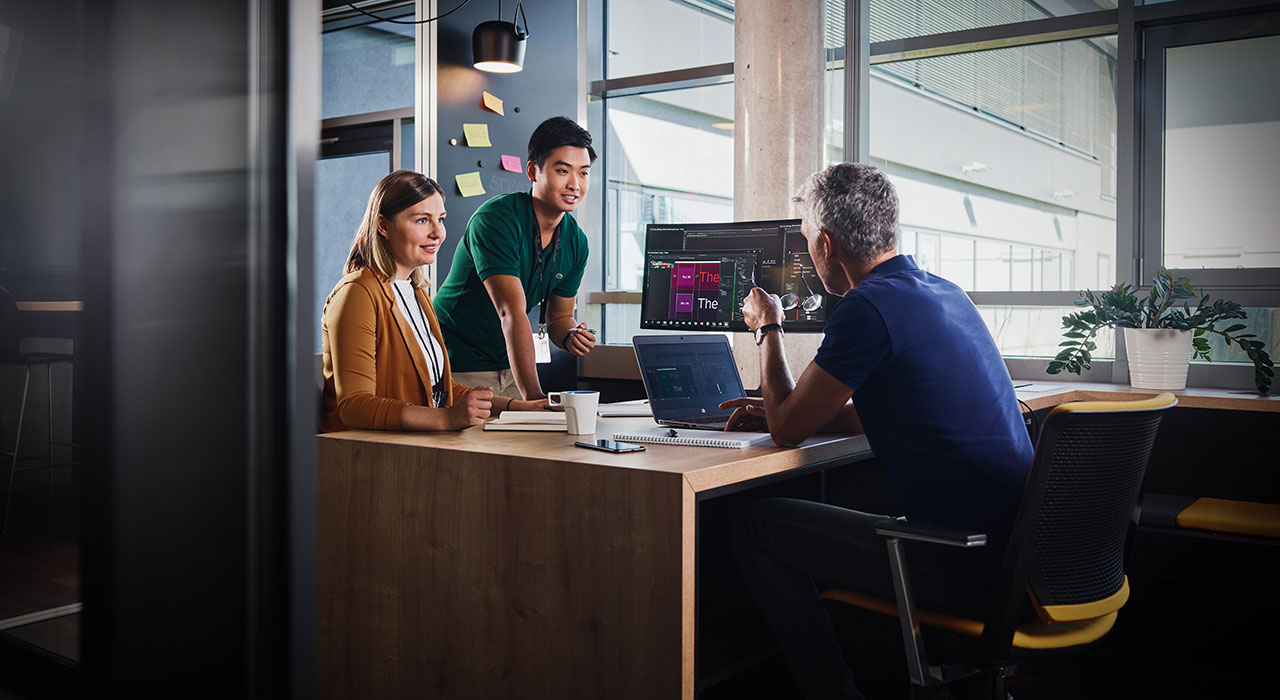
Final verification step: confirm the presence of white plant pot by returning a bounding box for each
[1124,328,1192,391]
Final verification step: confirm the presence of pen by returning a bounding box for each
[567,327,597,335]
[1013,383,1032,389]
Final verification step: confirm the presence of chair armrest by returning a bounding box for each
[874,518,987,548]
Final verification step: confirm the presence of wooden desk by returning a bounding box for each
[13,301,83,312]
[317,418,871,700]
[1013,381,1279,413]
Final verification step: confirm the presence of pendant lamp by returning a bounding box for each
[473,0,528,73]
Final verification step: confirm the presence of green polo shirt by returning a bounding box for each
[434,191,589,372]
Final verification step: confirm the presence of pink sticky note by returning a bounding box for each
[501,155,522,173]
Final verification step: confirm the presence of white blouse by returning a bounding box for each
[391,279,447,406]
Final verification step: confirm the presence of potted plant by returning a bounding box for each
[1048,267,1273,394]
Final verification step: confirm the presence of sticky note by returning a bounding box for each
[501,155,522,173]
[455,172,485,197]
[462,123,491,147]
[481,91,504,116]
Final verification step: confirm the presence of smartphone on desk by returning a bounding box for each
[575,439,645,453]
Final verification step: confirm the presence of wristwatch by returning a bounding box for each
[754,323,784,345]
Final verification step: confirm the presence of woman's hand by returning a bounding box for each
[449,386,493,429]
[718,397,768,432]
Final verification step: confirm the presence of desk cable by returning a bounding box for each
[1017,398,1039,446]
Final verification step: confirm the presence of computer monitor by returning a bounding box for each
[640,218,830,333]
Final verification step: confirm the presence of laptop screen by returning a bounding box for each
[633,335,745,420]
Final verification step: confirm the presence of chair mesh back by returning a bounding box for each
[1029,410,1164,607]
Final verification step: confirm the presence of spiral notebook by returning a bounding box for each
[611,427,774,449]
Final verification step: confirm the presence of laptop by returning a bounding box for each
[632,334,747,431]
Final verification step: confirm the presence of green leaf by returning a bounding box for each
[1224,324,1246,333]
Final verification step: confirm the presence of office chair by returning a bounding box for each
[820,392,1178,699]
[1,287,81,533]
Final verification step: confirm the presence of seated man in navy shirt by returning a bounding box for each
[721,163,1033,700]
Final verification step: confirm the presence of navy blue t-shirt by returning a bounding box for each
[815,255,1033,582]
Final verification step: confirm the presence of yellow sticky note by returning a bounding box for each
[455,172,486,198]
[481,91,504,116]
[462,123,491,147]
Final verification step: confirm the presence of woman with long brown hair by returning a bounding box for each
[321,170,549,432]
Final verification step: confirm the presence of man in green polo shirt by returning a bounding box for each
[434,116,597,400]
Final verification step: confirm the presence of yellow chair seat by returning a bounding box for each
[819,589,1118,651]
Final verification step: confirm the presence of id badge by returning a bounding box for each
[533,327,552,364]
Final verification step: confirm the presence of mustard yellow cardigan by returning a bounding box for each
[321,267,472,432]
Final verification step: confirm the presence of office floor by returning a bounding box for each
[701,638,1205,700]
[0,475,81,700]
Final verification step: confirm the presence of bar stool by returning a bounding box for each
[1,287,79,534]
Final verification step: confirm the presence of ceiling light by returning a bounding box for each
[474,1,528,73]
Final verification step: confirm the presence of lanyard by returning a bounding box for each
[392,282,447,408]
[530,205,563,328]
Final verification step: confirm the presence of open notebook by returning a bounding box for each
[612,426,773,449]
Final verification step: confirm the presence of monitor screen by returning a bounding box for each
[640,219,830,332]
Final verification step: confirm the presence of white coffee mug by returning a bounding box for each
[548,390,600,435]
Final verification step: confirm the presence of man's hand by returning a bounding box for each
[448,386,493,429]
[563,323,596,356]
[742,287,784,330]
[509,398,553,412]
[719,397,768,432]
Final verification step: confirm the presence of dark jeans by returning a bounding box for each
[731,497,990,700]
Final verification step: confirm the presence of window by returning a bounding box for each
[605,0,733,78]
[1140,11,1280,292]
[978,305,1115,359]
[604,85,734,295]
[1162,34,1280,271]
[322,14,415,119]
[1195,307,1279,364]
[870,36,1117,352]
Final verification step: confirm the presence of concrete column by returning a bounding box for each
[732,0,825,388]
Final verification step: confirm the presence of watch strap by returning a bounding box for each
[755,323,783,345]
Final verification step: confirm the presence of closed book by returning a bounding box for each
[483,411,567,431]
[611,427,774,449]
[483,421,566,432]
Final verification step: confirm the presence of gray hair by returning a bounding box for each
[794,163,899,264]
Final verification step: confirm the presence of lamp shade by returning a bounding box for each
[473,20,526,73]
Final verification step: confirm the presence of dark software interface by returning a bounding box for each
[634,341,742,413]
[641,219,830,332]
